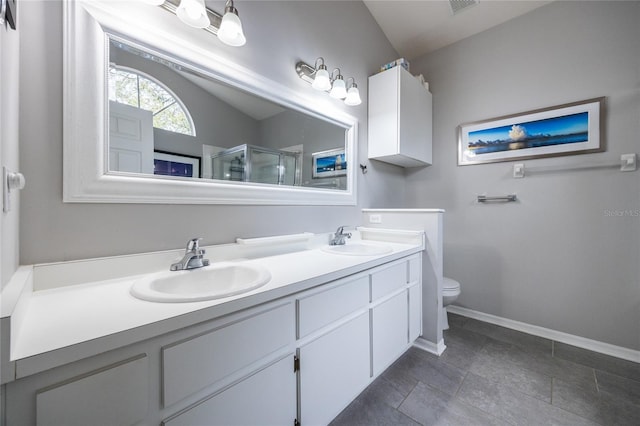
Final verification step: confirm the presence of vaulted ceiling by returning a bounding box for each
[363,0,552,60]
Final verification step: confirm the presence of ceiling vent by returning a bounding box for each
[449,0,480,15]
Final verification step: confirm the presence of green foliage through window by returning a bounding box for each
[108,66,195,136]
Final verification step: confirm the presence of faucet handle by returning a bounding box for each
[187,237,202,252]
[336,226,352,237]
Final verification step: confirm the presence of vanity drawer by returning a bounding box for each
[297,275,369,338]
[371,261,407,301]
[162,302,294,407]
[163,355,296,426]
[36,355,148,426]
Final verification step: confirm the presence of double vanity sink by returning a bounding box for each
[131,241,394,303]
[3,229,424,380]
[2,228,427,425]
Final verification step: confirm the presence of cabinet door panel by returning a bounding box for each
[371,262,406,301]
[298,275,369,338]
[409,283,422,342]
[399,69,432,164]
[372,291,409,376]
[163,302,294,406]
[36,355,148,426]
[299,312,370,426]
[163,355,296,426]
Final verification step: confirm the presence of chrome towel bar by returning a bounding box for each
[477,194,517,203]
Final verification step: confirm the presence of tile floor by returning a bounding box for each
[330,313,640,426]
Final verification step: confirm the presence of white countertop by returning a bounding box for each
[5,232,424,379]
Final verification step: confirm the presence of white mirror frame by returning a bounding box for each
[63,0,357,205]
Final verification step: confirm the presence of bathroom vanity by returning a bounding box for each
[1,230,423,425]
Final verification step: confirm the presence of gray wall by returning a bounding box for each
[19,1,404,264]
[408,1,640,350]
[1,13,20,289]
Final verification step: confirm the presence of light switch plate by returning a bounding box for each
[369,214,382,224]
[513,163,525,178]
[620,153,636,172]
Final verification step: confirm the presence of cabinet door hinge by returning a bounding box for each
[294,355,300,373]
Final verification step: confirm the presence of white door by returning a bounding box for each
[108,101,154,174]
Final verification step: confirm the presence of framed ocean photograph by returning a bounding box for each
[458,97,604,165]
[312,148,347,178]
[154,151,201,178]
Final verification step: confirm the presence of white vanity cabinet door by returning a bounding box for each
[163,302,294,407]
[408,254,422,342]
[371,261,407,301]
[368,66,432,167]
[297,275,369,338]
[299,312,370,426]
[36,355,148,426]
[372,291,409,376]
[163,355,296,426]
[409,282,422,342]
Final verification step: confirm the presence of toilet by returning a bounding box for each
[442,277,461,330]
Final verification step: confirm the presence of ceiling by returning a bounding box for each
[363,0,553,60]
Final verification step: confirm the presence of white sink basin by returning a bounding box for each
[130,263,271,303]
[321,242,393,256]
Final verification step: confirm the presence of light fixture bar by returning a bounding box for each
[162,0,223,35]
[295,61,318,86]
[296,59,361,106]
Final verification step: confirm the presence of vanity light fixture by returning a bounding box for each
[311,58,331,91]
[344,78,362,106]
[296,58,362,106]
[149,0,247,47]
[217,0,247,47]
[329,69,347,99]
[176,0,210,28]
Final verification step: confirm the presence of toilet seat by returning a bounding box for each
[443,277,460,292]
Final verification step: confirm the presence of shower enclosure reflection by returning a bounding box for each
[211,144,301,186]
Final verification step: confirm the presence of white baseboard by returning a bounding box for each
[448,305,640,363]
[413,337,446,356]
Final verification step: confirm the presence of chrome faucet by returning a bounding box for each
[170,238,210,271]
[330,226,352,246]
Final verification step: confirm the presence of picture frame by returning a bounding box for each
[312,148,347,178]
[154,150,201,178]
[458,97,604,166]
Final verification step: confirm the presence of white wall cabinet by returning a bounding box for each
[368,66,433,167]
[4,254,421,426]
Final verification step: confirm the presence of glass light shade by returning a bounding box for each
[344,86,362,106]
[176,0,210,29]
[312,67,331,91]
[218,9,247,47]
[329,78,347,99]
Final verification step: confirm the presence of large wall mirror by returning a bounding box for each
[63,0,357,205]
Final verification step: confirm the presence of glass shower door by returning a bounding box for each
[248,148,281,185]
